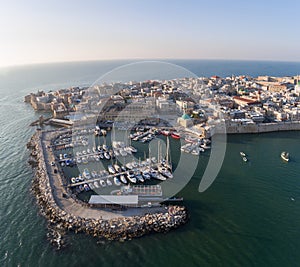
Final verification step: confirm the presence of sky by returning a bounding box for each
[0,0,299,67]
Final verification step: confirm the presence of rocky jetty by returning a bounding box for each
[27,131,189,249]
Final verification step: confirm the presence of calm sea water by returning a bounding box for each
[1,60,300,267]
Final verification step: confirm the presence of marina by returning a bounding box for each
[51,125,191,205]
[27,128,188,248]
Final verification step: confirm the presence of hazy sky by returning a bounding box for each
[0,0,299,67]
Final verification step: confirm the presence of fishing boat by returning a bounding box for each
[281,151,289,162]
[171,132,181,139]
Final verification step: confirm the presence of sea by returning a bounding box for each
[1,59,300,267]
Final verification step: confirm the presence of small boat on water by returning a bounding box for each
[281,151,289,162]
[106,179,112,186]
[240,151,246,157]
[242,156,248,162]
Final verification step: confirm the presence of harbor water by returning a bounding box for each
[1,60,300,266]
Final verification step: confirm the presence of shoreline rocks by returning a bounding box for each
[27,131,189,249]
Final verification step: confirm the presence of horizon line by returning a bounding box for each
[2,57,300,70]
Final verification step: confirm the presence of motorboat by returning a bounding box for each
[83,184,90,191]
[161,130,170,136]
[240,151,246,157]
[113,177,121,186]
[107,165,116,174]
[142,171,151,180]
[159,166,173,179]
[128,146,137,153]
[171,132,181,139]
[119,174,128,184]
[104,152,110,160]
[126,172,137,183]
[106,179,112,186]
[281,151,289,162]
[113,164,121,173]
[136,174,145,183]
[242,156,248,162]
[99,179,106,187]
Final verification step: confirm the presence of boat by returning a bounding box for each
[128,146,137,153]
[83,184,90,191]
[113,164,121,173]
[240,151,246,157]
[242,156,248,162]
[113,177,121,186]
[281,151,289,162]
[136,174,145,183]
[159,166,173,178]
[94,181,100,188]
[119,174,128,184]
[106,179,112,186]
[185,136,199,143]
[161,130,170,136]
[171,132,181,139]
[99,179,106,187]
[107,165,116,174]
[142,171,151,180]
[104,152,110,160]
[119,149,127,157]
[126,172,137,183]
[88,183,95,190]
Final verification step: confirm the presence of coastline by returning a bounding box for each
[27,130,188,249]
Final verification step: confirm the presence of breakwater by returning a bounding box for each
[27,131,188,249]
